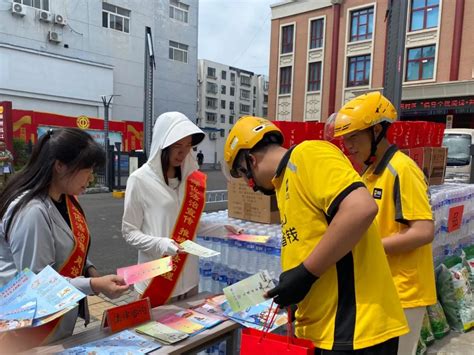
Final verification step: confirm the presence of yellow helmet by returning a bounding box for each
[223,115,283,178]
[326,91,397,139]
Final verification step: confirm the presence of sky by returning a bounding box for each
[198,0,275,76]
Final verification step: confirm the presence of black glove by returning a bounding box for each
[266,263,318,308]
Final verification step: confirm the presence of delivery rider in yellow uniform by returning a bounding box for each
[223,116,408,354]
[326,92,436,355]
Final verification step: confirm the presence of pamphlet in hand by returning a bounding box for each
[117,256,173,285]
[180,240,220,258]
[0,266,85,319]
[0,299,36,333]
[223,270,275,312]
[135,321,189,345]
[57,329,161,354]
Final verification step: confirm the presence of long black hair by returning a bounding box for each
[161,147,182,186]
[0,128,105,240]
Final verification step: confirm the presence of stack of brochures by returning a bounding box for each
[57,329,161,354]
[0,266,86,333]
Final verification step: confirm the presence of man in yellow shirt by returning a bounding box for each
[326,92,436,355]
[223,116,408,354]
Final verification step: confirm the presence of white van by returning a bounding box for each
[442,129,474,183]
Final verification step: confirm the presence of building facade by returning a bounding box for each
[269,0,474,127]
[0,0,198,126]
[197,59,269,165]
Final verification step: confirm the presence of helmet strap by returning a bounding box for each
[363,124,388,166]
[244,152,276,196]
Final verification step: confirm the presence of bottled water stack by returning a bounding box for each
[198,210,282,293]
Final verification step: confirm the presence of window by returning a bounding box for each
[206,112,217,123]
[229,115,234,124]
[102,2,130,34]
[406,45,435,81]
[350,7,374,42]
[206,82,217,94]
[310,19,324,49]
[221,100,226,109]
[253,99,256,108]
[263,94,268,104]
[307,62,322,92]
[230,72,236,82]
[220,130,225,137]
[240,104,250,113]
[240,89,250,100]
[229,101,235,111]
[240,76,251,86]
[279,67,292,94]
[169,0,189,23]
[206,97,217,109]
[14,0,48,10]
[220,114,226,123]
[263,107,268,117]
[169,41,188,63]
[281,24,294,54]
[207,67,216,78]
[347,55,371,87]
[230,87,235,96]
[221,70,227,80]
[221,85,226,95]
[410,0,439,31]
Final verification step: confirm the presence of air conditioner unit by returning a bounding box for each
[54,14,67,26]
[48,31,62,43]
[39,10,52,22]
[11,2,26,16]
[209,132,217,140]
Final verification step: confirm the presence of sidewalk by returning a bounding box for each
[74,293,473,353]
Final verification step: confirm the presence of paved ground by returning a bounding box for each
[74,169,474,353]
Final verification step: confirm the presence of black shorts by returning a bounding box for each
[314,337,399,355]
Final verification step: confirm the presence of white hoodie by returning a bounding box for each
[122,112,225,296]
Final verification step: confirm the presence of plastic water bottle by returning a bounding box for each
[218,265,228,292]
[227,239,238,270]
[227,268,237,286]
[245,241,257,273]
[201,260,213,292]
[211,263,221,293]
[218,341,226,355]
[255,243,266,273]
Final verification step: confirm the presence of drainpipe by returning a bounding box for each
[449,0,465,81]
[328,0,342,116]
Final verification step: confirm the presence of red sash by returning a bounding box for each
[1,195,89,351]
[141,170,207,308]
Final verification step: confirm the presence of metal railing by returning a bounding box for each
[206,190,227,204]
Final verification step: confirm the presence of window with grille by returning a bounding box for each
[206,97,217,109]
[347,55,371,87]
[14,0,48,10]
[169,41,188,63]
[229,115,234,124]
[310,19,324,49]
[279,67,292,94]
[221,70,227,80]
[169,0,189,23]
[220,114,225,123]
[230,87,235,96]
[406,45,435,81]
[281,24,294,54]
[206,82,217,94]
[206,112,217,123]
[221,85,226,95]
[240,89,250,100]
[410,0,439,31]
[240,104,250,113]
[102,2,131,33]
[307,62,322,92]
[350,7,373,42]
[240,76,251,86]
[221,100,226,109]
[207,67,216,78]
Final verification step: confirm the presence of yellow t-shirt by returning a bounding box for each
[272,141,408,351]
[363,146,436,308]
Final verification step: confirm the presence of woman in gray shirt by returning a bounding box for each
[0,128,129,351]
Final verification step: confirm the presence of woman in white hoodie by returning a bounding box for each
[122,112,240,307]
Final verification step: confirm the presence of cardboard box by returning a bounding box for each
[227,179,280,224]
[401,147,432,180]
[401,147,447,185]
[429,147,447,185]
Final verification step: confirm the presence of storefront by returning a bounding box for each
[400,95,474,128]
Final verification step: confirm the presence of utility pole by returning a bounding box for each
[383,0,409,114]
[143,26,156,158]
[101,94,119,191]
